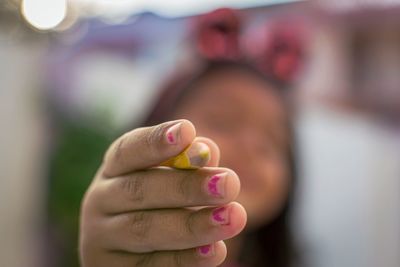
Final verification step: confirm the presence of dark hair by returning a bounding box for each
[141,60,296,267]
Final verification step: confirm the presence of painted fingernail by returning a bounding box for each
[206,173,227,198]
[211,207,230,225]
[165,122,182,145]
[197,244,214,257]
[161,142,210,169]
[186,142,210,167]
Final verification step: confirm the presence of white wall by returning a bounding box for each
[0,34,48,267]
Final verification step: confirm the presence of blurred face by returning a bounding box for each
[172,69,291,229]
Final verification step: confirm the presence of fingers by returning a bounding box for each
[194,137,220,167]
[137,241,226,267]
[82,241,227,267]
[161,141,211,169]
[83,121,238,266]
[102,202,247,253]
[161,137,220,169]
[103,120,196,177]
[94,167,240,213]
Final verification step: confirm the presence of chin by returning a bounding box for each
[237,194,278,230]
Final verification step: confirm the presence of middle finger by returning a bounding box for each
[94,167,240,214]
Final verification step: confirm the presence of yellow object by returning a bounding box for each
[162,142,210,169]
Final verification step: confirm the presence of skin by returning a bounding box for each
[80,120,246,267]
[172,69,291,229]
[80,69,290,266]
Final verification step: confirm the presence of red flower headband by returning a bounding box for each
[193,8,306,85]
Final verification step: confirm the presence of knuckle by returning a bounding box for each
[184,211,197,239]
[119,174,145,205]
[127,212,152,243]
[136,252,155,267]
[174,172,195,205]
[144,123,169,153]
[145,124,164,148]
[172,251,184,267]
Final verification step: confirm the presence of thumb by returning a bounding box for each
[103,120,196,177]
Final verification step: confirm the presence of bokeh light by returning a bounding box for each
[22,0,67,30]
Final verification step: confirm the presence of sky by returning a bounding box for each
[77,0,300,17]
[21,0,301,30]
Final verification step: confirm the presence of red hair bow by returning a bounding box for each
[194,8,241,61]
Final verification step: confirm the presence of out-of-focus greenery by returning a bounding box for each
[47,114,115,267]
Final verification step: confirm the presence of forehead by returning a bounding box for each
[172,69,290,149]
[183,69,286,120]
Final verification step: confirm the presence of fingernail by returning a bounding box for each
[161,142,210,169]
[211,207,230,225]
[206,173,227,198]
[197,244,214,257]
[165,122,182,145]
[186,142,210,167]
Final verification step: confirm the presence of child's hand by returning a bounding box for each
[80,120,247,267]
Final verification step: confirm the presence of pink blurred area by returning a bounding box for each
[1,1,400,267]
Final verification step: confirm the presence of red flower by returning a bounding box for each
[194,8,241,60]
[257,20,306,83]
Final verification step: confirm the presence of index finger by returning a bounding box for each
[103,120,196,177]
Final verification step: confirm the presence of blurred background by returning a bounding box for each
[1,0,399,266]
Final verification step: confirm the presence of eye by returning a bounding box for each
[206,115,240,133]
[257,141,274,158]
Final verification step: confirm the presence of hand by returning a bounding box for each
[80,120,247,267]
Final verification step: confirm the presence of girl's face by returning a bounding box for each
[173,69,291,229]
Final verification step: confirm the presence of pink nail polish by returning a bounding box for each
[211,207,230,225]
[207,173,226,197]
[198,244,214,257]
[165,122,181,145]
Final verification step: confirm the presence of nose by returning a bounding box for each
[237,128,262,157]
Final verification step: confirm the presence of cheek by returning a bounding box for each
[254,159,289,203]
[262,158,290,203]
[196,128,237,160]
[238,159,290,227]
